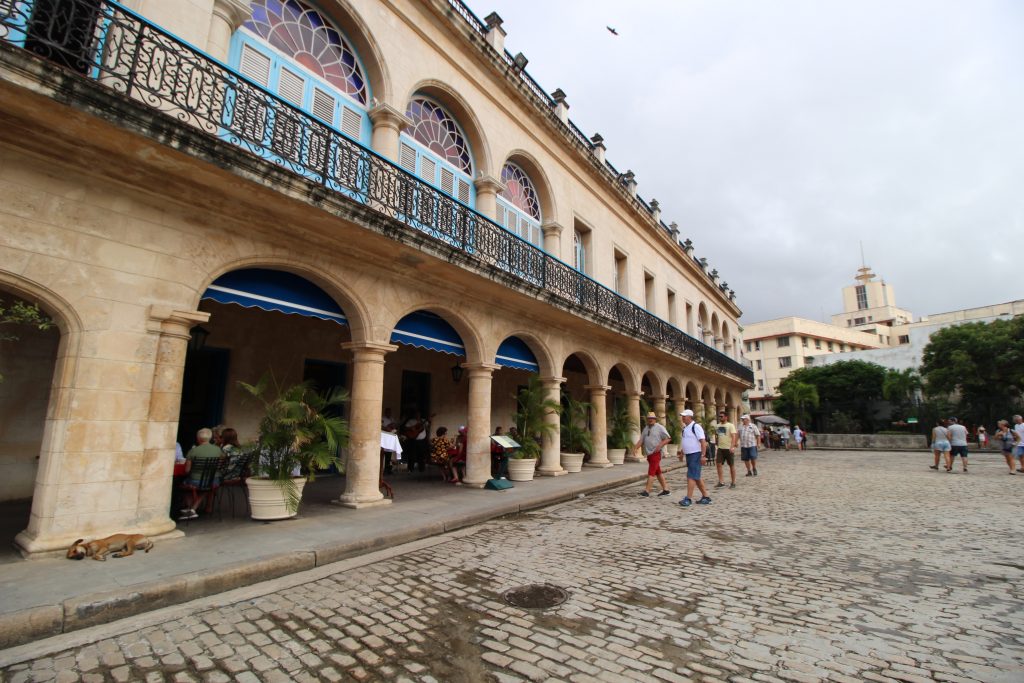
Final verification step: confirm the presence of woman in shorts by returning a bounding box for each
[995,420,1016,474]
[930,419,951,471]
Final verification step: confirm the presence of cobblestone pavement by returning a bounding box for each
[3,450,1023,683]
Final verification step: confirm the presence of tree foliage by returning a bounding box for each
[920,316,1024,426]
[882,368,922,421]
[775,360,887,432]
[0,298,54,383]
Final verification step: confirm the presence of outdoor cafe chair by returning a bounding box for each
[179,456,223,525]
[217,451,254,518]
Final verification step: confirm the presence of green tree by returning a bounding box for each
[882,368,922,422]
[920,316,1024,426]
[778,381,819,426]
[775,360,887,432]
[0,298,54,382]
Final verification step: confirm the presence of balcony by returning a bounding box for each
[0,0,753,384]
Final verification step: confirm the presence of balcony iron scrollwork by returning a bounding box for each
[0,0,753,384]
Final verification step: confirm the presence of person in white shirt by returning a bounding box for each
[676,409,710,508]
[1013,415,1024,472]
[947,417,969,473]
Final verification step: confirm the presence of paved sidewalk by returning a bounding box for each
[0,460,663,648]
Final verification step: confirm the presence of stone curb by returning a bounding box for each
[0,467,671,649]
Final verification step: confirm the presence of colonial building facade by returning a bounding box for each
[0,0,751,556]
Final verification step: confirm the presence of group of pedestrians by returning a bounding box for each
[931,414,1024,474]
[635,410,766,508]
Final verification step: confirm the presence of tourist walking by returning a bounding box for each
[947,417,969,473]
[677,409,710,507]
[793,425,805,451]
[634,411,671,497]
[930,419,951,471]
[1014,415,1024,472]
[995,420,1016,474]
[712,410,738,489]
[738,414,761,478]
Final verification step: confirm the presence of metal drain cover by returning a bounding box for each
[502,583,568,610]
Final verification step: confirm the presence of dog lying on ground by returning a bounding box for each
[66,534,153,561]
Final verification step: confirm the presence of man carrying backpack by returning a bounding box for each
[677,409,711,508]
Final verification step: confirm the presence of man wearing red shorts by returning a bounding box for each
[634,411,671,497]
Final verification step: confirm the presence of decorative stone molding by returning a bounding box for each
[146,306,210,338]
[212,0,252,29]
[483,12,506,53]
[551,88,569,123]
[649,199,661,223]
[368,103,413,132]
[590,133,606,164]
[473,173,505,195]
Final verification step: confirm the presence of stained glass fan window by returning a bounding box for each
[405,98,472,174]
[500,162,541,220]
[244,0,367,105]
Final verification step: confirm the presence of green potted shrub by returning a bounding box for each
[510,375,561,481]
[238,373,349,520]
[560,393,593,473]
[606,401,636,465]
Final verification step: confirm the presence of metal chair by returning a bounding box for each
[179,456,222,524]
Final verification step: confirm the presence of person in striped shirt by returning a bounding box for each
[738,415,762,477]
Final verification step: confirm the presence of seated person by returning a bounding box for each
[430,427,456,482]
[450,426,468,484]
[219,427,249,483]
[180,427,223,520]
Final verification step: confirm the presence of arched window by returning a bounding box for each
[497,162,542,247]
[232,0,370,142]
[399,97,474,205]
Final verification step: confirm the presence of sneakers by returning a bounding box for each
[928,465,939,470]
[753,468,758,476]
[729,483,736,489]
[657,490,671,496]
[714,482,726,489]
[178,509,198,520]
[745,472,753,477]
[679,497,692,507]
[638,491,650,497]
[697,497,712,505]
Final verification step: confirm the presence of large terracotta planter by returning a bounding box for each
[507,457,537,482]
[246,477,307,520]
[607,448,627,465]
[560,452,585,473]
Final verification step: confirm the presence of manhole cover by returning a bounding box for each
[502,583,568,610]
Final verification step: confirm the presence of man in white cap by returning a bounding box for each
[677,409,711,507]
[634,411,671,497]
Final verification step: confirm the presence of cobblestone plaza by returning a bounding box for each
[2,450,1022,682]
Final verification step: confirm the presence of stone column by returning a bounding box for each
[369,104,413,162]
[541,220,564,257]
[208,0,251,62]
[584,384,612,468]
[473,175,504,220]
[625,391,644,462]
[652,394,667,424]
[336,341,396,508]
[537,376,566,476]
[462,362,500,488]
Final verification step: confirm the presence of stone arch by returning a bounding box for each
[710,312,721,349]
[697,302,710,343]
[684,381,699,409]
[700,385,713,418]
[403,79,493,178]
[319,0,394,104]
[193,257,373,344]
[500,149,557,224]
[607,362,640,395]
[641,370,665,398]
[558,349,601,386]
[385,302,486,366]
[488,328,556,377]
[666,376,683,402]
[721,320,732,356]
[0,271,83,550]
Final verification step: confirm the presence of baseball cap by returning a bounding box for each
[681,409,694,417]
[740,414,750,420]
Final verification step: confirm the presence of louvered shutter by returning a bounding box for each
[457,179,470,204]
[420,157,437,184]
[399,143,416,172]
[340,107,361,139]
[312,88,335,123]
[440,168,454,195]
[239,44,271,86]
[278,67,305,106]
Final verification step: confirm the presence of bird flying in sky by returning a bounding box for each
[606,26,618,35]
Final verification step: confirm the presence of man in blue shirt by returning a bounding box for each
[677,409,711,507]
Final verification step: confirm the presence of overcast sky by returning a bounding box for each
[466,0,1024,324]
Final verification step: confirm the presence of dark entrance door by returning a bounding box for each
[400,370,431,419]
[177,347,229,448]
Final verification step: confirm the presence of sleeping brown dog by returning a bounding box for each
[66,534,153,561]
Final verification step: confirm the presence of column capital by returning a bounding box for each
[627,391,644,399]
[648,393,668,401]
[473,174,505,194]
[146,306,210,339]
[212,0,251,29]
[462,362,501,378]
[342,341,398,362]
[539,375,566,388]
[541,219,564,237]
[368,103,413,130]
[583,384,612,393]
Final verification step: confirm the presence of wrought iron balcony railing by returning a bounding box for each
[0,0,753,384]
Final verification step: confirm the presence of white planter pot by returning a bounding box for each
[607,448,627,465]
[507,457,537,482]
[663,443,678,458]
[246,477,307,521]
[560,452,585,473]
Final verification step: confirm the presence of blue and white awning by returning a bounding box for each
[391,311,465,356]
[495,336,539,371]
[201,269,347,324]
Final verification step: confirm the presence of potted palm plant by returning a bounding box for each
[238,373,349,520]
[664,403,682,457]
[509,375,561,481]
[606,401,635,465]
[560,393,592,473]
